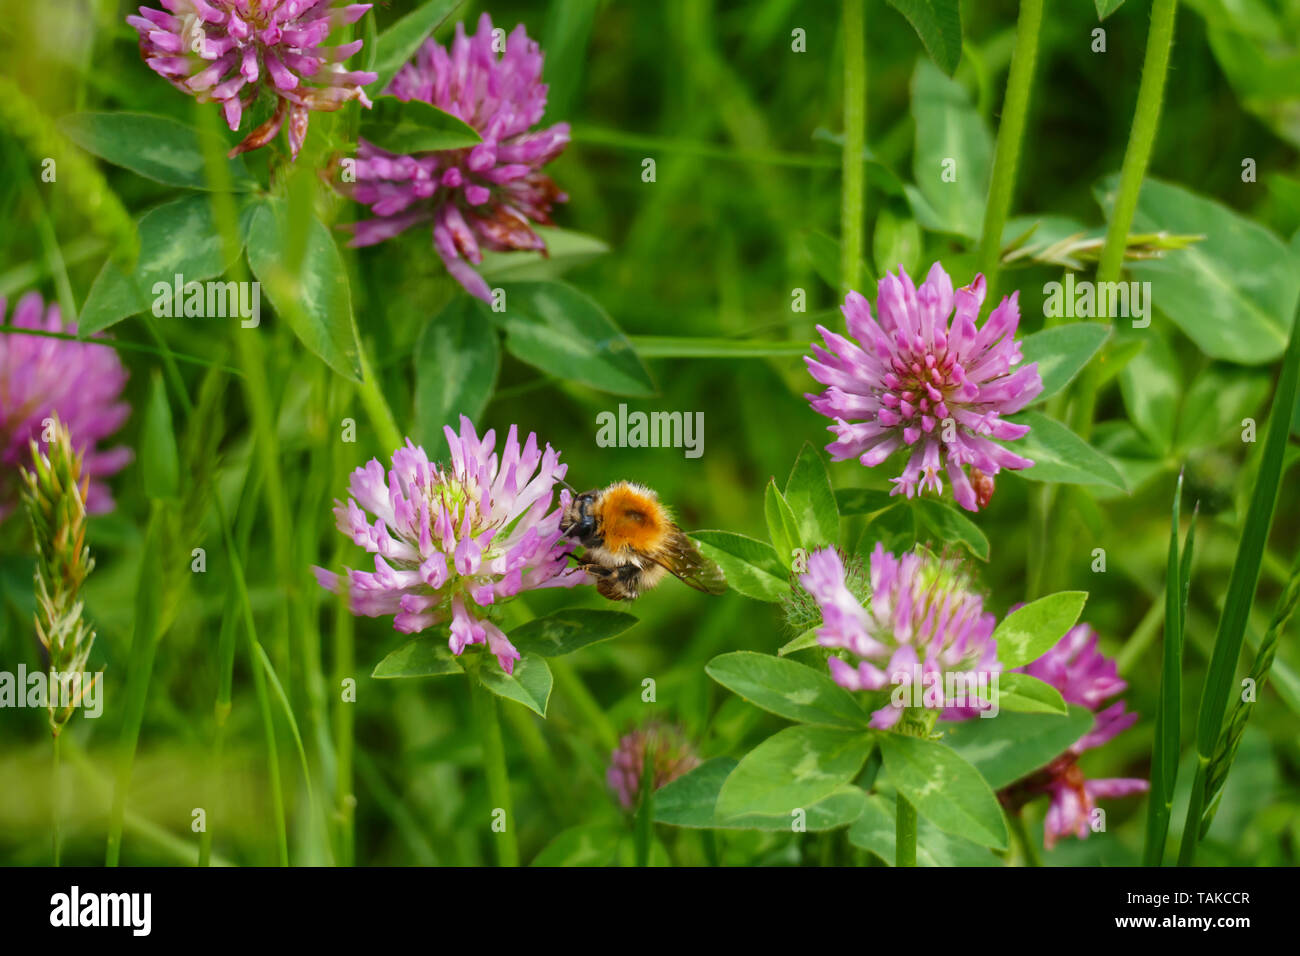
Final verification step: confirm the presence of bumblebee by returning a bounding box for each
[561,481,727,601]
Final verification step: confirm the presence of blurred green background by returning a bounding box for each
[0,0,1297,866]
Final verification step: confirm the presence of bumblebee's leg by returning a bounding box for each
[615,563,641,601]
[555,553,586,579]
[595,576,627,601]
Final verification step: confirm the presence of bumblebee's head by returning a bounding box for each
[560,489,601,544]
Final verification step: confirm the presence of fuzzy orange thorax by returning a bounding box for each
[598,483,669,554]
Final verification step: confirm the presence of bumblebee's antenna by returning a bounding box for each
[557,477,577,493]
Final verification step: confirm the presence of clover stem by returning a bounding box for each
[51,731,62,866]
[356,339,404,454]
[976,0,1044,302]
[1070,0,1179,439]
[1008,808,1042,867]
[469,673,519,867]
[840,0,866,295]
[896,791,917,867]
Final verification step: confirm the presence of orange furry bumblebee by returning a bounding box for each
[560,481,727,601]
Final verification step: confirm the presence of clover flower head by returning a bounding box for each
[313,416,583,674]
[607,722,700,811]
[128,0,377,160]
[805,262,1043,511]
[339,12,570,301]
[1013,624,1148,849]
[799,543,999,730]
[1,292,131,518]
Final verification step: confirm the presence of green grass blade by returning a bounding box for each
[1142,470,1185,866]
[1200,561,1300,838]
[210,488,289,867]
[104,506,165,866]
[634,752,655,867]
[571,123,839,169]
[1177,307,1300,865]
[0,326,245,376]
[254,640,325,855]
[629,336,808,358]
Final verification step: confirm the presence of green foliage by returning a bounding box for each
[246,201,363,381]
[942,707,1094,790]
[1179,308,1300,864]
[1096,177,1300,364]
[849,792,998,865]
[885,1,963,77]
[138,372,179,501]
[477,654,554,718]
[371,640,465,678]
[706,652,871,729]
[5,0,1298,871]
[690,531,790,602]
[1020,323,1110,404]
[715,725,875,821]
[655,758,865,831]
[413,296,501,453]
[80,195,254,334]
[905,59,991,239]
[508,609,640,657]
[360,97,481,154]
[993,673,1068,715]
[1144,470,1193,865]
[878,733,1008,850]
[488,281,654,396]
[1012,411,1128,490]
[993,591,1088,668]
[763,479,802,567]
[58,113,255,191]
[784,443,839,549]
[911,497,989,561]
[369,0,468,94]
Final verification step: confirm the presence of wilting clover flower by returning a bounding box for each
[799,544,999,730]
[21,419,100,735]
[338,13,570,301]
[607,723,700,811]
[1005,624,1147,849]
[313,416,582,675]
[805,263,1043,511]
[1,293,131,518]
[128,0,376,160]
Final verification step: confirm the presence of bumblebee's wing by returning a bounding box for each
[647,526,728,595]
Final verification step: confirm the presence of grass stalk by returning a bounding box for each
[1143,471,1192,865]
[840,0,866,295]
[896,792,917,867]
[1199,561,1300,837]
[1070,0,1179,439]
[550,657,619,752]
[634,752,655,867]
[51,732,62,866]
[1008,809,1042,867]
[1177,310,1300,864]
[469,675,519,867]
[356,341,404,454]
[977,0,1044,299]
[104,506,165,866]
